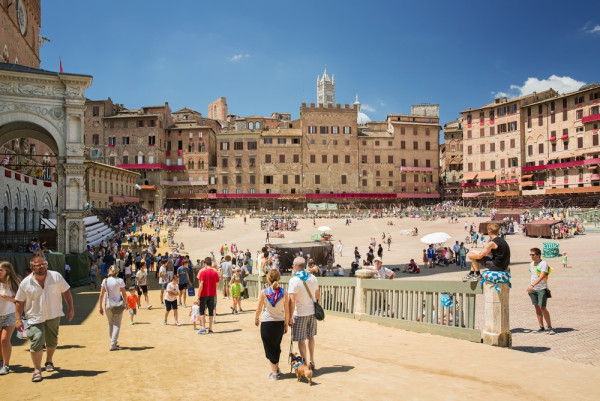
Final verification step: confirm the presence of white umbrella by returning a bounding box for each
[317,226,332,232]
[420,232,452,244]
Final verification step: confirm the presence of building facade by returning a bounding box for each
[0,0,40,67]
[440,117,463,199]
[85,161,139,208]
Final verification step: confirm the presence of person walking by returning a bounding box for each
[177,260,192,307]
[288,256,320,371]
[527,248,555,334]
[255,269,289,381]
[0,261,21,375]
[220,255,233,299]
[337,240,343,257]
[15,256,74,382]
[135,262,152,309]
[197,257,219,334]
[98,265,127,350]
[164,275,181,326]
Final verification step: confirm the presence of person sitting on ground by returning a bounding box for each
[333,264,344,277]
[405,259,420,274]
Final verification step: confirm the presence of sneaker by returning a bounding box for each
[161,302,165,306]
[146,305,152,309]
[130,321,135,325]
[197,329,207,334]
[462,273,474,282]
[235,310,239,315]
[208,329,214,334]
[183,304,187,308]
[163,320,167,325]
[547,327,556,335]
[276,368,281,377]
[178,301,182,306]
[309,362,315,370]
[268,372,278,381]
[0,365,9,375]
[174,322,181,327]
[532,327,545,333]
[231,307,235,314]
[469,274,482,282]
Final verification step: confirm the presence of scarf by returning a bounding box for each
[295,270,309,282]
[265,286,284,308]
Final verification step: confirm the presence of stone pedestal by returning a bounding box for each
[354,269,375,317]
[482,282,512,347]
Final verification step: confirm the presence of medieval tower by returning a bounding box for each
[317,68,335,106]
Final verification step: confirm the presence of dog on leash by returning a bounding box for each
[290,352,313,385]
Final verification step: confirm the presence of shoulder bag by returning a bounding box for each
[104,279,126,312]
[301,280,325,321]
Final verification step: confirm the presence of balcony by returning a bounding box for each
[522,157,600,172]
[581,114,600,124]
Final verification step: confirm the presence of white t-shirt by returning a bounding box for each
[102,276,125,304]
[164,282,179,302]
[530,260,549,291]
[158,266,168,284]
[136,270,148,286]
[15,270,70,325]
[373,266,394,280]
[0,283,15,316]
[337,266,344,275]
[288,274,318,317]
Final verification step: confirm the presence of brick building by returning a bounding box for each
[440,117,463,199]
[459,84,600,207]
[0,0,40,67]
[460,90,557,201]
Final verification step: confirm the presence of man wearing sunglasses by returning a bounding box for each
[15,256,74,382]
[527,248,555,335]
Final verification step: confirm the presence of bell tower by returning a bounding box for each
[317,68,335,106]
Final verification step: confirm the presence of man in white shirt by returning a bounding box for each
[366,257,395,280]
[15,256,74,382]
[288,257,320,370]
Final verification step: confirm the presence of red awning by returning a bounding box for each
[561,134,569,140]
[549,136,556,141]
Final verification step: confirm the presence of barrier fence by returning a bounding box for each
[244,275,482,342]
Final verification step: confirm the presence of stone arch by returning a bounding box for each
[0,66,92,252]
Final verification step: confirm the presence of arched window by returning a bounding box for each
[249,122,254,130]
[255,121,261,129]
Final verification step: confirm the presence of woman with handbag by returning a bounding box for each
[255,269,289,381]
[98,266,127,351]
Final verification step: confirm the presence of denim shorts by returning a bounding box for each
[0,312,16,328]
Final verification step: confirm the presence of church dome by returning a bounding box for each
[357,111,371,125]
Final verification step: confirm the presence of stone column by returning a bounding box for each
[354,269,375,318]
[482,282,511,347]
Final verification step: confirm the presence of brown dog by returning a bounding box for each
[290,352,313,385]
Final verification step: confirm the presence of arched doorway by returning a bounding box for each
[0,64,93,253]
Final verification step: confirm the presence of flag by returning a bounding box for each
[59,58,63,73]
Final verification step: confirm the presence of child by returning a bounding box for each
[562,252,568,268]
[422,249,427,270]
[127,286,139,325]
[189,300,201,330]
[164,275,180,326]
[230,277,242,315]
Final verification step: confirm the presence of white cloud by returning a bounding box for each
[229,53,250,62]
[361,104,376,113]
[583,23,600,34]
[493,75,586,99]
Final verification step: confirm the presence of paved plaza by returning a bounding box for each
[3,214,600,399]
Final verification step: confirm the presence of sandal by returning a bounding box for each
[32,371,43,382]
[45,362,55,372]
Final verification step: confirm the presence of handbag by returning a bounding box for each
[301,280,325,321]
[104,279,126,312]
[187,286,196,297]
[545,288,552,298]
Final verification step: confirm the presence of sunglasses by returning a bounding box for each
[529,254,537,257]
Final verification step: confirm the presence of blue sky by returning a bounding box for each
[41,0,600,139]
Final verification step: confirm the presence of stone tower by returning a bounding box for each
[317,68,335,106]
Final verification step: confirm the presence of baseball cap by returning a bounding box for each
[373,257,382,263]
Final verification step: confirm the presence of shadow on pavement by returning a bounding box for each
[43,368,108,379]
[512,346,551,353]
[118,346,155,352]
[57,344,86,350]
[314,364,355,375]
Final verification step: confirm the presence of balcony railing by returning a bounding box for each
[581,114,600,124]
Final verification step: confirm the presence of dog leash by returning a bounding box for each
[288,335,294,373]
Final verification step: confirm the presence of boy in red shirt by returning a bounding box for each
[127,286,139,325]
